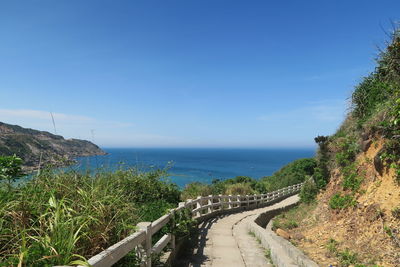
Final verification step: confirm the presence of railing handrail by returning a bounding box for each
[73,182,304,267]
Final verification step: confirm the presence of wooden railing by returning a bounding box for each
[69,182,303,267]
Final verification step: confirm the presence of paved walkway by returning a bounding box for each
[175,195,299,267]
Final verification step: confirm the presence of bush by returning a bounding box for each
[181,182,212,200]
[224,183,254,195]
[380,139,400,183]
[261,158,317,192]
[335,136,359,167]
[342,164,363,192]
[0,155,23,184]
[299,178,318,203]
[339,248,358,266]
[329,193,357,209]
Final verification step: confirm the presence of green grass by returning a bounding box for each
[338,248,358,266]
[326,238,339,256]
[272,202,316,231]
[325,239,382,267]
[0,167,182,266]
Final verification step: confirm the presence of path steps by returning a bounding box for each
[176,195,299,267]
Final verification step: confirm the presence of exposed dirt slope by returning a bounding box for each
[287,139,400,266]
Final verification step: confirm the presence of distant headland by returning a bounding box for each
[0,121,106,171]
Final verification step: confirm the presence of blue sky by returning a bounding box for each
[1,1,399,148]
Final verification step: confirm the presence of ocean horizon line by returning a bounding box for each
[99,146,317,150]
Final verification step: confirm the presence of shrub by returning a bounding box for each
[181,182,212,200]
[299,178,318,203]
[0,155,23,184]
[342,164,363,192]
[261,158,317,192]
[329,193,357,209]
[223,176,261,193]
[380,139,400,183]
[224,183,254,195]
[335,136,359,167]
[339,248,358,266]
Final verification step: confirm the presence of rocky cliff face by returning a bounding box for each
[0,122,106,170]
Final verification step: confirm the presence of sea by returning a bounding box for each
[72,148,315,188]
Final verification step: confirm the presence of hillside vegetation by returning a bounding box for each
[181,157,316,200]
[0,154,312,266]
[274,27,400,267]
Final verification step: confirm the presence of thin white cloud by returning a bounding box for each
[0,109,93,123]
[257,99,347,123]
[0,108,192,147]
[0,109,134,143]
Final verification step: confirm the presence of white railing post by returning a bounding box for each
[196,196,202,217]
[246,195,249,208]
[228,195,232,209]
[186,199,192,212]
[208,195,213,214]
[237,195,241,208]
[138,222,152,267]
[218,194,223,210]
[170,210,176,253]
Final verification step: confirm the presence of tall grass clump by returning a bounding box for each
[0,166,180,266]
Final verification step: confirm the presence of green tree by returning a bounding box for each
[314,135,330,189]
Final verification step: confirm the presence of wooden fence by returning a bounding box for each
[67,182,303,267]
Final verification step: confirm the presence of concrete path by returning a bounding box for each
[175,195,299,267]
